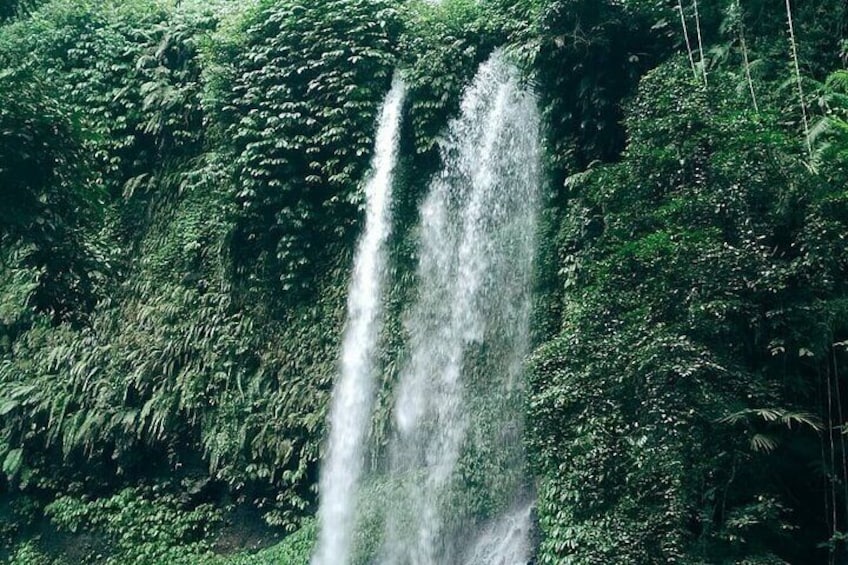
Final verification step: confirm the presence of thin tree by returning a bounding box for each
[736,0,759,112]
[692,0,707,85]
[785,0,812,156]
[677,0,698,80]
[819,366,835,565]
[833,348,848,535]
[827,364,839,557]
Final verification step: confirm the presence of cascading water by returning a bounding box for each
[462,502,535,565]
[380,51,541,564]
[312,76,406,565]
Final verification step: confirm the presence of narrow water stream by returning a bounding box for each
[312,76,406,565]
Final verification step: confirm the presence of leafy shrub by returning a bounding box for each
[45,488,222,564]
[220,518,315,565]
[529,60,848,564]
[213,0,399,294]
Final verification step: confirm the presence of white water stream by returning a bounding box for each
[463,502,535,565]
[312,76,406,565]
[380,51,541,565]
[314,51,540,565]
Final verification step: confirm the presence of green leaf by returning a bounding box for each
[0,398,20,416]
[3,448,23,476]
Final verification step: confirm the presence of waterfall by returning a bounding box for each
[380,51,541,564]
[462,502,535,565]
[312,76,406,565]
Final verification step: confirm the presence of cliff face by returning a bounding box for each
[1,1,847,563]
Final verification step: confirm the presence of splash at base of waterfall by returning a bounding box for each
[463,502,536,565]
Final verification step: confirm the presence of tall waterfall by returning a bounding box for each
[380,51,541,564]
[312,76,406,565]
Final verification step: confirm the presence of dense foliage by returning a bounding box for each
[1,0,847,562]
[527,2,848,563]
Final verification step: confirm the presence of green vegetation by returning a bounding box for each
[1,0,847,563]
